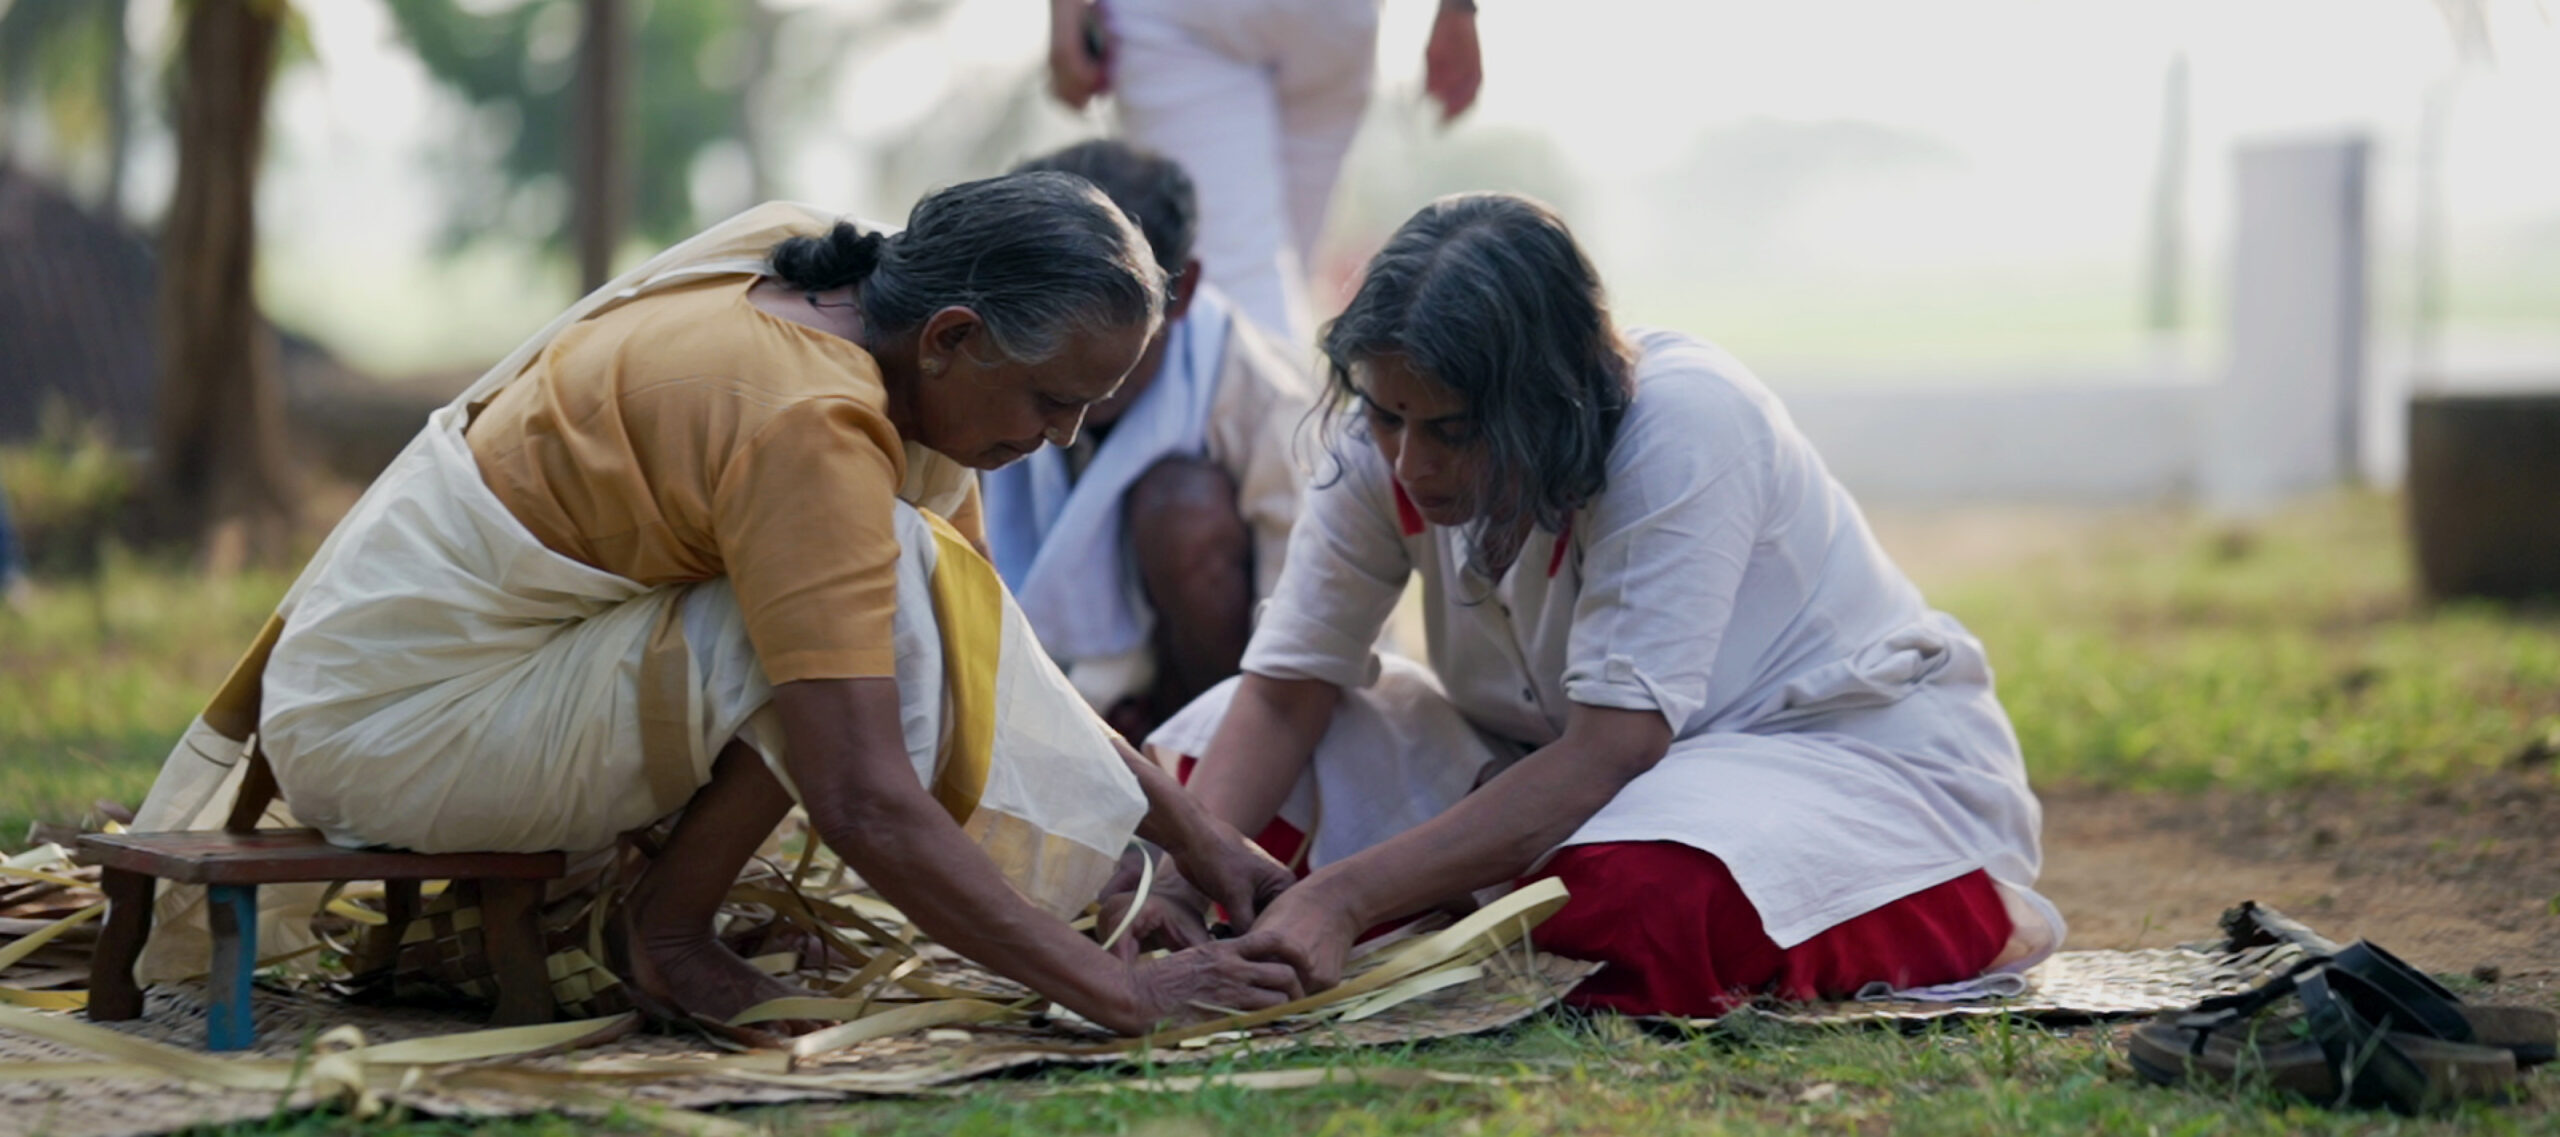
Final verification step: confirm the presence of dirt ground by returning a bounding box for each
[2036,773,2560,1003]
[1861,504,2560,1003]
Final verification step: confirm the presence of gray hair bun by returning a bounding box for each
[764,173,1163,365]
[769,222,887,292]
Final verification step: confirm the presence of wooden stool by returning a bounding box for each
[77,829,565,1050]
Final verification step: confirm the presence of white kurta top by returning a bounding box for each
[1232,330,2057,952]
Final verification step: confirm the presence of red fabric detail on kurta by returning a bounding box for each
[1527,842,2014,1017]
[1386,482,1570,575]
[1391,482,1425,536]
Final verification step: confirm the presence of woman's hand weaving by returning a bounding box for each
[1106,939,1306,1034]
[1233,884,1358,993]
[1094,848,1214,958]
[1168,825,1295,930]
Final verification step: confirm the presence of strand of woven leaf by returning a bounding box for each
[0,877,1569,1134]
[0,812,1567,1066]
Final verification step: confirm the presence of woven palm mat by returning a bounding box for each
[1687,941,2309,1029]
[0,950,1599,1137]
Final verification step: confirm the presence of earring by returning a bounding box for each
[920,359,942,378]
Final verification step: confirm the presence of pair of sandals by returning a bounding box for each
[2129,940,2556,1114]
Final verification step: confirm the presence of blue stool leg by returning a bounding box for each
[205,884,259,1050]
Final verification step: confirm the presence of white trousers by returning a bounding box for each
[1109,0,1380,348]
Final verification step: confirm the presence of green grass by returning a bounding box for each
[0,545,288,839]
[158,1015,2549,1136]
[9,483,2559,1132]
[1929,494,2560,792]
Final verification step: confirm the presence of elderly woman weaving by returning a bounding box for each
[137,174,1300,1035]
[1146,194,2066,1015]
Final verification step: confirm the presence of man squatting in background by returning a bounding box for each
[984,141,1315,740]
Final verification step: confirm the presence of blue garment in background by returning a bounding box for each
[0,477,23,583]
[982,289,1232,664]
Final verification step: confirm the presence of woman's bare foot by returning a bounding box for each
[636,932,815,1025]
[606,899,822,1033]
[605,741,824,1036]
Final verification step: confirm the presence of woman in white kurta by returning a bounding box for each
[1145,193,2064,1015]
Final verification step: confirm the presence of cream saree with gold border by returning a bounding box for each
[132,204,1144,982]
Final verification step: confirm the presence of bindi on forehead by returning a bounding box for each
[1356,385,1466,426]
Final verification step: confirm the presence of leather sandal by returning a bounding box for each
[2320,940,2557,1068]
[2130,965,2517,1114]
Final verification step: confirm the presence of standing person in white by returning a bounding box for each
[1135,194,2064,1016]
[1047,0,1485,349]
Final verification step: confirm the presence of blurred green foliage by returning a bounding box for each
[383,0,933,257]
[0,0,126,157]
[0,401,138,576]
[386,0,753,252]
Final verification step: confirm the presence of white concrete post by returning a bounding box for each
[2206,135,2372,512]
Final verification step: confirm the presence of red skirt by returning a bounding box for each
[1526,841,2012,1017]
[1190,760,2012,1018]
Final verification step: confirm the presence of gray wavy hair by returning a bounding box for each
[1319,192,1635,579]
[767,172,1165,362]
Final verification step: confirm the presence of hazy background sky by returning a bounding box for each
[142,0,2560,387]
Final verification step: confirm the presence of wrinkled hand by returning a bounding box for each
[1099,890,1215,959]
[1094,850,1214,959]
[1233,882,1359,993]
[1422,4,1482,122]
[1047,3,1111,110]
[1105,939,1305,1035]
[1167,824,1295,930]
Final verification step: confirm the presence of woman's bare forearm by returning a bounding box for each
[1115,737,1218,857]
[821,781,1139,1021]
[1297,704,1671,930]
[1184,673,1339,837]
[774,679,1138,1029]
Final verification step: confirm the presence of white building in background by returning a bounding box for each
[1790,136,2396,510]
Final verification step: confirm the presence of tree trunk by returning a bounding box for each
[102,0,131,220]
[573,0,631,292]
[150,0,295,564]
